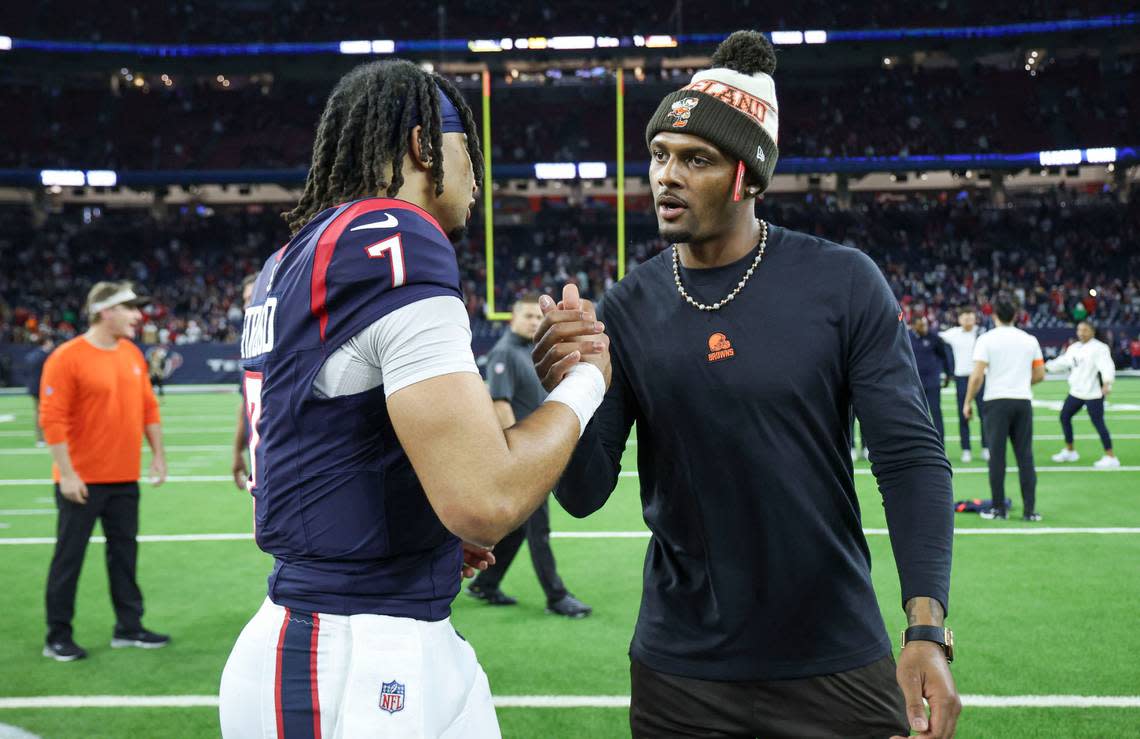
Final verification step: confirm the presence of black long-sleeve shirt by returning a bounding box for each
[556,225,953,681]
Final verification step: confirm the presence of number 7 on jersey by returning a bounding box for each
[364,234,407,288]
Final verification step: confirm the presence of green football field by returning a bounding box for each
[1,379,1138,738]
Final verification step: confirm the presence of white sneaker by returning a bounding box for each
[1051,449,1080,463]
[1093,455,1121,469]
[851,448,858,464]
[982,448,990,461]
[961,450,973,463]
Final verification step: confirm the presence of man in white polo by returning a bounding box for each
[941,306,987,463]
[1046,321,1119,468]
[963,299,1045,521]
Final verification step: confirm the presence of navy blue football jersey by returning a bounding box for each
[240,198,464,620]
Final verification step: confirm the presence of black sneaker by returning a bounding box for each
[546,594,592,619]
[465,584,517,606]
[111,629,171,649]
[43,638,88,662]
[1023,512,1043,522]
[979,507,1008,520]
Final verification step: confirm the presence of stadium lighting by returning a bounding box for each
[1038,149,1082,166]
[549,36,596,50]
[771,31,804,45]
[578,162,607,179]
[633,35,645,47]
[1085,147,1117,164]
[534,162,577,180]
[468,39,502,52]
[338,40,372,54]
[40,170,86,187]
[644,35,678,48]
[0,35,11,51]
[514,38,529,49]
[596,36,620,48]
[527,37,549,50]
[804,30,828,44]
[371,40,395,54]
[85,170,118,187]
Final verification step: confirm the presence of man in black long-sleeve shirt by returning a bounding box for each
[534,31,960,738]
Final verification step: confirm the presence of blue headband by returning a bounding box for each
[411,85,465,134]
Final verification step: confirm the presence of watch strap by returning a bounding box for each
[901,625,954,662]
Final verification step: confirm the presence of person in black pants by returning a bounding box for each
[466,295,592,618]
[942,306,988,463]
[909,315,953,446]
[534,31,958,737]
[39,281,170,661]
[963,300,1046,521]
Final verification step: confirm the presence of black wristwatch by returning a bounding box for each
[900,626,954,663]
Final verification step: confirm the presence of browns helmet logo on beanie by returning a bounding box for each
[646,30,780,193]
[667,97,701,128]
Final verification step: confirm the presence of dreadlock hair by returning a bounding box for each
[284,60,483,235]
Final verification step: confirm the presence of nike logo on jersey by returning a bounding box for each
[350,213,399,230]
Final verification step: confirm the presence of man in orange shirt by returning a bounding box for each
[39,281,170,661]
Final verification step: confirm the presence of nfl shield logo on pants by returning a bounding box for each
[379,681,405,714]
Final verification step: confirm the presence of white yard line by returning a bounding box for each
[0,446,232,456]
[0,694,1135,709]
[0,476,231,486]
[2,528,1138,546]
[613,467,1140,477]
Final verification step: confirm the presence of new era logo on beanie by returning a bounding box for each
[646,30,779,193]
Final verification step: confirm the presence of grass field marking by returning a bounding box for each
[0,430,233,437]
[0,476,232,486]
[0,446,232,457]
[610,467,1140,480]
[941,415,1140,424]
[625,435,1140,448]
[3,528,1140,546]
[0,695,1137,710]
[0,510,55,516]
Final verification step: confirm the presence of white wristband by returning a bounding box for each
[544,363,607,438]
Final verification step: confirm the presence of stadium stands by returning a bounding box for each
[4,1,1135,43]
[3,53,1136,169]
[3,191,1138,366]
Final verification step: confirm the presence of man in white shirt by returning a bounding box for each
[963,300,1046,521]
[1046,321,1119,468]
[941,307,988,463]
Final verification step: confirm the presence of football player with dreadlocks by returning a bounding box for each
[219,60,610,738]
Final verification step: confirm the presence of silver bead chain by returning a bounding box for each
[672,220,768,312]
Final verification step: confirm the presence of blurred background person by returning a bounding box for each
[1047,321,1119,468]
[24,334,54,447]
[39,281,170,661]
[964,299,1045,521]
[941,306,988,463]
[466,294,593,618]
[909,315,953,447]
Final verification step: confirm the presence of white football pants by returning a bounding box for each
[219,598,500,738]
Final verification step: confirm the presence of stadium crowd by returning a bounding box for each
[5,1,1134,44]
[3,189,1138,365]
[3,53,1136,170]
